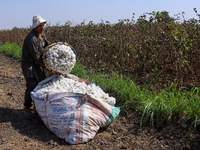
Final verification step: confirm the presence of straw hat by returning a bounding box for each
[32,15,47,28]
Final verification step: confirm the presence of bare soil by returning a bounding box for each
[1,52,200,150]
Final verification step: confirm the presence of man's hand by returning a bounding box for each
[78,78,89,85]
[55,72,62,75]
[39,62,45,68]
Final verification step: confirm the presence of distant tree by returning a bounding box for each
[136,11,174,24]
[155,11,174,23]
[12,26,19,30]
[136,14,149,24]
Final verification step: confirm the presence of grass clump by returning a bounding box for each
[0,43,22,59]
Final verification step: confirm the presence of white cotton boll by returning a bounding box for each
[54,53,59,58]
[62,63,67,67]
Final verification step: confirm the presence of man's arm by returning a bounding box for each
[26,37,43,65]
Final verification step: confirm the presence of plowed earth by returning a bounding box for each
[1,52,200,150]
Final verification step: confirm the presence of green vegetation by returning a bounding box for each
[0,43,22,59]
[1,9,200,128]
[1,11,200,91]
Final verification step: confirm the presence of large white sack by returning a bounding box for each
[31,74,120,144]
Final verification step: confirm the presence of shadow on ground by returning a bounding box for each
[0,107,72,146]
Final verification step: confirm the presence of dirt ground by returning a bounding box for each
[1,52,200,150]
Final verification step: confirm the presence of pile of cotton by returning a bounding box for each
[34,75,116,106]
[44,44,76,74]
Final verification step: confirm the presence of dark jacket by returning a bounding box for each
[21,29,49,82]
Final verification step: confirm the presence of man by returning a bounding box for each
[21,15,48,119]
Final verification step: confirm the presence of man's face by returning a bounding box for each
[34,23,45,34]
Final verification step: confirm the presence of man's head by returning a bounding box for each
[32,15,47,34]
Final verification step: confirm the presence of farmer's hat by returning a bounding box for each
[32,15,47,28]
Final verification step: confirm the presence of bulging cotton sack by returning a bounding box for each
[31,74,120,144]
